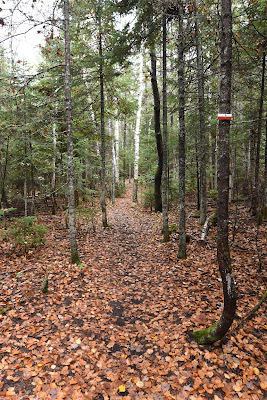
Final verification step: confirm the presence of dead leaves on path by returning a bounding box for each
[0,199,266,399]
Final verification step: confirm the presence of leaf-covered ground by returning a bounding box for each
[0,186,266,399]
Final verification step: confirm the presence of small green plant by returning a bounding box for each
[208,189,218,201]
[0,208,17,228]
[1,216,48,253]
[142,187,155,211]
[211,210,218,227]
[76,206,99,233]
[161,223,178,235]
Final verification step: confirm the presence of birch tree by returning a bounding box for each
[64,0,80,264]
[133,51,144,202]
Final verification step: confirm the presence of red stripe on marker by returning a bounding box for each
[218,114,232,120]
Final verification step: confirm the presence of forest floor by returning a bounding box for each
[0,183,266,400]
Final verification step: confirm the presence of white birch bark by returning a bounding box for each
[114,119,120,184]
[51,122,57,214]
[133,51,144,202]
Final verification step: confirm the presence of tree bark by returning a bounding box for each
[133,51,144,203]
[194,0,237,345]
[98,17,108,227]
[263,119,267,219]
[252,53,266,218]
[150,50,163,213]
[51,122,57,215]
[162,8,169,242]
[64,0,80,264]
[177,0,186,258]
[194,1,207,225]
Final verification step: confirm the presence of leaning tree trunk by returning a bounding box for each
[64,0,80,264]
[133,51,144,203]
[177,0,186,258]
[150,49,163,213]
[162,8,169,242]
[194,0,207,225]
[194,0,237,345]
[99,20,108,227]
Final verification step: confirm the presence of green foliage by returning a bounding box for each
[1,216,48,253]
[75,206,99,233]
[211,210,218,227]
[142,186,155,211]
[208,190,218,201]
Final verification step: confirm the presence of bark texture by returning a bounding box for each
[133,52,144,203]
[194,0,236,344]
[177,1,186,258]
[194,1,207,225]
[64,0,80,264]
[150,50,163,213]
[99,20,108,227]
[162,9,169,242]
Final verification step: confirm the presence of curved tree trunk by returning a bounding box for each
[150,50,163,213]
[194,0,236,345]
[64,0,80,264]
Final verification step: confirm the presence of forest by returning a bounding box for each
[0,0,266,399]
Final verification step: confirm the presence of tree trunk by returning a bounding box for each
[194,0,237,345]
[114,119,120,190]
[177,1,186,258]
[133,51,144,203]
[110,120,116,205]
[64,0,80,264]
[51,122,57,215]
[123,119,127,188]
[99,17,108,227]
[150,50,163,213]
[263,120,267,219]
[162,8,169,242]
[252,53,266,218]
[0,134,9,208]
[194,1,207,225]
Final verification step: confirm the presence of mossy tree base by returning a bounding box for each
[42,277,49,293]
[177,249,187,260]
[193,321,220,345]
[71,251,80,265]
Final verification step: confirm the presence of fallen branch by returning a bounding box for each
[0,267,36,277]
[231,290,267,334]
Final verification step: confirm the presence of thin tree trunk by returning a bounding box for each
[51,122,57,215]
[123,119,127,188]
[133,51,144,203]
[194,1,207,225]
[110,120,116,205]
[0,134,9,208]
[24,132,28,217]
[64,0,80,264]
[194,0,236,345]
[114,119,120,189]
[98,17,108,227]
[162,7,169,242]
[177,0,186,258]
[263,119,267,219]
[150,49,163,213]
[252,54,266,218]
[195,133,200,210]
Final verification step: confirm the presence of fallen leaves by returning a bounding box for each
[0,191,266,399]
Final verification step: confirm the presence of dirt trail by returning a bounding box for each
[0,183,266,399]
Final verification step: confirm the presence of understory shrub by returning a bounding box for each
[1,216,48,253]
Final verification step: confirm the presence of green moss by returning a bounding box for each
[0,307,11,315]
[193,321,219,345]
[71,251,80,265]
[211,210,217,227]
[42,277,48,293]
[177,249,187,260]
